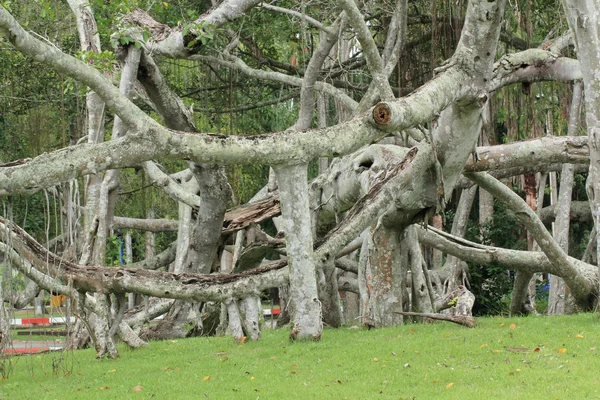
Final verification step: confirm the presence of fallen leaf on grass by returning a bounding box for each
[99,386,110,391]
[575,334,584,339]
[480,344,488,349]
[515,369,521,372]
[510,323,516,329]
[558,348,567,354]
[373,358,379,362]
[250,377,255,381]
[500,323,505,327]
[446,383,454,389]
[203,376,211,381]
[170,340,177,344]
[493,350,500,353]
[108,369,116,373]
[132,386,143,392]
[533,348,541,353]
[291,370,297,374]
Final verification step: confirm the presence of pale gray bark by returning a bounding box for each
[403,226,433,313]
[226,298,244,342]
[363,225,405,327]
[127,0,262,58]
[274,164,322,340]
[125,232,134,309]
[240,296,261,341]
[560,0,600,298]
[548,81,583,315]
[443,186,477,290]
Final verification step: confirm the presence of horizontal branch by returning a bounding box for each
[466,136,589,172]
[416,225,598,293]
[488,49,582,92]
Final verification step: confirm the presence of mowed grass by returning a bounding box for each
[2,313,600,399]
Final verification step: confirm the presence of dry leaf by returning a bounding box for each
[270,356,276,360]
[533,348,541,353]
[291,370,297,374]
[250,377,255,381]
[132,386,143,392]
[493,350,500,353]
[373,358,379,362]
[510,323,516,330]
[480,344,488,349]
[108,369,116,373]
[515,369,521,372]
[575,334,584,339]
[203,376,211,381]
[558,348,567,354]
[240,336,247,343]
[170,340,177,343]
[500,323,505,327]
[433,379,439,383]
[446,382,454,389]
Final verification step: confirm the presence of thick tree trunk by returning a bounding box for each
[274,164,322,340]
[560,0,600,298]
[364,225,406,327]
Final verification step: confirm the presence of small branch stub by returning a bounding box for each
[372,103,392,125]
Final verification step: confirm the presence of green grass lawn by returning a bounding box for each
[1,313,600,399]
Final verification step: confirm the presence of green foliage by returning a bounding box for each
[105,235,123,267]
[467,201,526,316]
[0,264,25,293]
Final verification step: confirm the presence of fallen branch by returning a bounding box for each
[393,311,475,328]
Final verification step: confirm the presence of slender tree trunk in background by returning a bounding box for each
[479,102,495,235]
[66,0,105,250]
[317,92,329,175]
[403,226,433,313]
[358,232,374,326]
[548,82,583,315]
[430,215,444,268]
[444,186,477,290]
[511,173,538,315]
[0,301,10,354]
[125,231,135,310]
